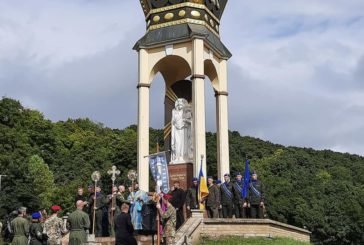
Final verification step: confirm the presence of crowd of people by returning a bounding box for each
[1,171,265,245]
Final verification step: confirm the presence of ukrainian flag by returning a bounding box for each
[198,157,209,210]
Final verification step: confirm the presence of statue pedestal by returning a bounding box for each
[168,162,194,191]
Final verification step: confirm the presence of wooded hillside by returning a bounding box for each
[0,97,363,244]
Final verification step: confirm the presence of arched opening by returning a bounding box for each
[149,55,192,162]
[204,59,220,178]
[150,55,192,87]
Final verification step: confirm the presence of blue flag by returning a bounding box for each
[242,159,250,198]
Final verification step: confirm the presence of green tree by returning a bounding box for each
[28,155,55,209]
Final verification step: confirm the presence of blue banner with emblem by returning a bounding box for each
[149,152,170,194]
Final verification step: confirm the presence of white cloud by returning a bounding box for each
[0,0,363,156]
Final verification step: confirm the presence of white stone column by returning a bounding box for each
[137,49,150,192]
[192,38,207,177]
[216,59,230,181]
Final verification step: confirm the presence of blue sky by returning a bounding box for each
[0,0,364,155]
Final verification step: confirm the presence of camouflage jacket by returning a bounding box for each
[44,215,65,244]
[162,205,176,238]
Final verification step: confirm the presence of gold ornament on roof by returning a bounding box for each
[178,10,186,17]
[191,10,201,18]
[164,13,174,20]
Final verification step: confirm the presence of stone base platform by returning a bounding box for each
[175,216,311,244]
[62,218,310,245]
[62,234,157,245]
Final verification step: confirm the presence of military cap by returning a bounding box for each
[192,177,198,182]
[163,194,173,201]
[207,176,213,179]
[216,179,222,184]
[18,207,27,212]
[236,172,242,176]
[51,205,62,212]
[32,212,41,219]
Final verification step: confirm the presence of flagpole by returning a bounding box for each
[156,139,161,245]
[199,154,204,210]
[143,150,170,158]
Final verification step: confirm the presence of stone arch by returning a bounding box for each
[149,55,192,87]
[204,59,219,91]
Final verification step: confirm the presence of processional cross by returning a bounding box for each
[107,165,120,186]
[107,166,120,226]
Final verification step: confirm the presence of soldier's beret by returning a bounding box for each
[163,194,173,201]
[216,179,222,184]
[32,212,41,219]
[236,172,242,176]
[51,205,62,212]
[224,173,230,177]
[192,177,198,182]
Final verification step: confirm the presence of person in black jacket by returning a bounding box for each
[114,201,137,245]
[233,172,247,218]
[220,173,234,218]
[170,181,185,230]
[249,171,265,218]
[88,186,107,237]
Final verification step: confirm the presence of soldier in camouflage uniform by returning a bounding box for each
[156,194,176,245]
[44,205,66,245]
[116,185,126,205]
[205,176,220,218]
[10,207,29,245]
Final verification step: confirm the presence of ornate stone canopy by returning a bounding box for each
[136,0,231,59]
[139,0,227,35]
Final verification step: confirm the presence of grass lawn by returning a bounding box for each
[199,236,311,245]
